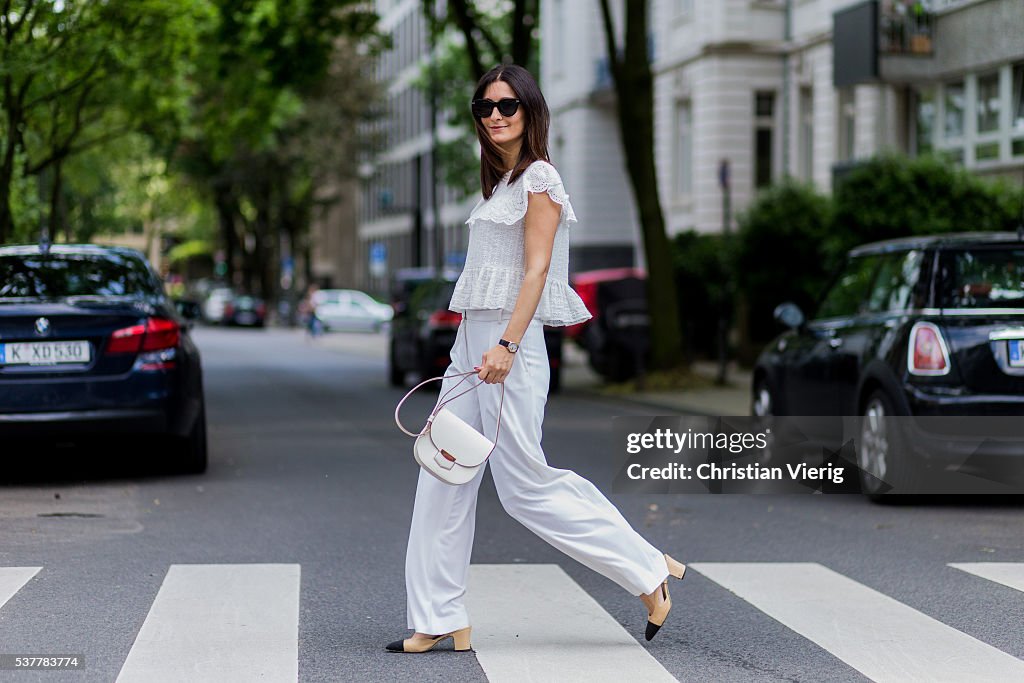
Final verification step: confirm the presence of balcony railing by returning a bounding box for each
[878,0,935,56]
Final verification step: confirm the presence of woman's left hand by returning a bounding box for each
[476,344,515,383]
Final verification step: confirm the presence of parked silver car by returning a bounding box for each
[312,289,393,332]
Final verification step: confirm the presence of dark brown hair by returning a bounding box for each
[472,64,550,199]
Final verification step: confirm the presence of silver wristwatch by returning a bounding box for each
[499,339,519,353]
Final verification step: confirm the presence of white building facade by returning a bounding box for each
[542,0,1024,267]
[357,0,476,294]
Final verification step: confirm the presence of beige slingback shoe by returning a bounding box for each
[644,554,687,641]
[385,626,473,653]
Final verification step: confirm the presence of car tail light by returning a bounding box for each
[428,310,462,328]
[224,303,235,317]
[142,317,179,351]
[106,323,146,354]
[107,318,180,370]
[908,322,950,376]
[574,281,598,318]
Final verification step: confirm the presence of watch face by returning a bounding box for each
[509,342,519,352]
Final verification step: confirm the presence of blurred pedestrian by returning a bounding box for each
[299,284,323,338]
[386,64,687,655]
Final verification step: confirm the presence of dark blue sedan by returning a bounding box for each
[0,244,207,473]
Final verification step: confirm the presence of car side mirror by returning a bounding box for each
[175,299,202,322]
[773,302,805,330]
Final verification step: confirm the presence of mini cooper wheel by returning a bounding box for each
[752,380,773,419]
[858,391,916,497]
[751,379,776,465]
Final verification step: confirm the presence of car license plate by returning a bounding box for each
[0,340,91,366]
[1009,339,1024,367]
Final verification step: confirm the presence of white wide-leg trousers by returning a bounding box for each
[405,308,669,634]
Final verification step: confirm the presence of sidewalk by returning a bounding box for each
[561,343,752,416]
[304,326,752,416]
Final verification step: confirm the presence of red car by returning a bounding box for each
[569,268,649,381]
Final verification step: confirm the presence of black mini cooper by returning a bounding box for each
[752,232,1024,493]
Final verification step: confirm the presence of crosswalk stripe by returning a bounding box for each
[466,564,677,683]
[116,564,300,683]
[949,563,1024,594]
[0,567,41,610]
[692,562,1024,683]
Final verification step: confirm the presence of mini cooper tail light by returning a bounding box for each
[908,321,951,376]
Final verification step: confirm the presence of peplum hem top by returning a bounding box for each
[448,160,592,327]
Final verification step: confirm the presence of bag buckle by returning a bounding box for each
[434,449,456,470]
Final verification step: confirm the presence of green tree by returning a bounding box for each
[829,153,1024,262]
[415,1,540,197]
[174,0,383,298]
[734,180,833,349]
[1,0,212,242]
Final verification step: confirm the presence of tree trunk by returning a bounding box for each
[599,0,684,371]
[510,0,537,71]
[213,182,239,284]
[252,181,276,305]
[0,104,20,243]
[0,153,14,243]
[48,160,67,242]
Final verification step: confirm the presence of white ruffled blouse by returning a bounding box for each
[449,160,593,326]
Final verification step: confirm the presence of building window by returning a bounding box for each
[1013,62,1024,157]
[754,92,774,189]
[915,87,936,154]
[838,87,855,161]
[674,100,693,198]
[976,72,1000,134]
[944,81,965,139]
[799,87,814,180]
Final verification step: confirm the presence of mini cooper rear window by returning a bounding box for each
[0,253,158,299]
[941,248,1024,308]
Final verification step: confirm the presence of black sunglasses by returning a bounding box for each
[471,98,521,118]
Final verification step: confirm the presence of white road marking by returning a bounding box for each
[466,564,677,683]
[692,562,1024,683]
[949,563,1024,594]
[0,567,41,609]
[116,564,300,683]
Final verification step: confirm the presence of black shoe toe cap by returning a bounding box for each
[645,621,662,641]
[385,639,405,652]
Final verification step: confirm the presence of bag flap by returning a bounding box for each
[425,407,494,467]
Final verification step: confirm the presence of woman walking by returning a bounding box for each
[386,64,686,654]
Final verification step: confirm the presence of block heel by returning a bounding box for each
[643,553,687,641]
[385,626,473,653]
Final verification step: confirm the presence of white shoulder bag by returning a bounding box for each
[394,370,505,485]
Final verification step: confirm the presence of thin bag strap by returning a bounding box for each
[394,370,505,453]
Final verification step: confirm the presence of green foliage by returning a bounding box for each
[411,1,541,197]
[734,180,834,345]
[8,150,43,243]
[412,32,481,195]
[168,238,214,263]
[671,231,731,358]
[829,153,1024,262]
[1,0,215,241]
[732,156,1024,349]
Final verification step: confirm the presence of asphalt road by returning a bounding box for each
[1,327,1023,682]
